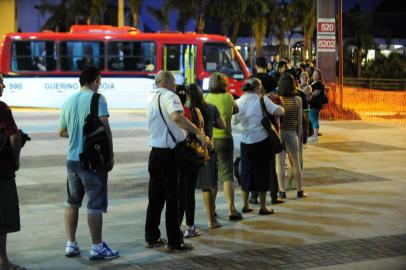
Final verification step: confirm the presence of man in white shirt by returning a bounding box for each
[145,70,205,252]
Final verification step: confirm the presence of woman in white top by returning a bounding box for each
[233,78,284,215]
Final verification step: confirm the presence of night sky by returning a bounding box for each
[17,0,400,33]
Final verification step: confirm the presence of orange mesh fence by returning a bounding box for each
[320,83,406,125]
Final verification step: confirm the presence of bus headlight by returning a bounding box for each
[202,78,209,91]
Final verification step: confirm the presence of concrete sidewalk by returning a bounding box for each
[6,109,406,270]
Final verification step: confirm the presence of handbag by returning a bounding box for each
[259,97,284,154]
[157,93,208,169]
[310,90,328,107]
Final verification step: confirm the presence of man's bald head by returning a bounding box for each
[155,70,176,91]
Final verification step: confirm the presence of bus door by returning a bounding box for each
[163,44,196,86]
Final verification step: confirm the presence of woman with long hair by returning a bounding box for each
[308,69,325,143]
[277,73,307,198]
[188,84,226,229]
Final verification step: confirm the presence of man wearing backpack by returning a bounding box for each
[58,66,118,260]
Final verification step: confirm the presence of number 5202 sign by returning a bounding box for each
[317,36,336,52]
[317,18,336,52]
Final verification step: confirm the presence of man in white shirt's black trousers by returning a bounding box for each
[145,70,206,251]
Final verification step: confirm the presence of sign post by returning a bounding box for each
[316,0,336,83]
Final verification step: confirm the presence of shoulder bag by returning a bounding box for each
[259,97,284,154]
[157,93,208,169]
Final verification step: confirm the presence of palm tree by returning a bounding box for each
[128,0,143,28]
[269,1,288,58]
[344,3,374,77]
[245,0,269,56]
[88,0,107,24]
[36,0,68,31]
[292,0,316,61]
[146,5,170,31]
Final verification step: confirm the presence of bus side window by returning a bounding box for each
[107,41,156,72]
[61,41,104,71]
[11,41,56,72]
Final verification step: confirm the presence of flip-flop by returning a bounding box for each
[228,212,243,221]
[241,206,254,213]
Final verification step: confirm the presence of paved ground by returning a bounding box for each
[6,109,406,270]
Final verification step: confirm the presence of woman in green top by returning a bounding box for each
[205,72,242,221]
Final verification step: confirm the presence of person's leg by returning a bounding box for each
[269,153,282,203]
[145,149,166,243]
[242,190,249,209]
[276,150,287,193]
[258,192,273,215]
[65,161,84,245]
[0,233,9,267]
[178,170,186,226]
[223,181,237,215]
[65,207,79,243]
[87,214,102,244]
[164,151,183,248]
[202,190,214,225]
[259,192,267,210]
[184,169,199,227]
[309,109,319,141]
[285,132,304,192]
[0,179,24,269]
[215,138,239,216]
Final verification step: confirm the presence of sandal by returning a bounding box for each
[228,212,243,221]
[208,220,221,229]
[259,208,275,215]
[241,206,254,213]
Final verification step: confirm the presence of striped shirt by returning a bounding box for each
[280,96,301,131]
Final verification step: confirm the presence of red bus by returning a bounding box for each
[0,25,249,109]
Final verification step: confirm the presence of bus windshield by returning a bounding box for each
[203,43,243,77]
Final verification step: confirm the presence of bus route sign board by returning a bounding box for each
[317,18,336,35]
[317,35,336,52]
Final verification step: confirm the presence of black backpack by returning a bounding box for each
[79,93,111,172]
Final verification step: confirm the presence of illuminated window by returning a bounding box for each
[11,41,56,72]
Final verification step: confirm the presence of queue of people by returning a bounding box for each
[0,59,327,268]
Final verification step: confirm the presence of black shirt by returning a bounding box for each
[255,72,278,94]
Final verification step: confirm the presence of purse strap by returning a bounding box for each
[157,92,178,144]
[259,96,270,118]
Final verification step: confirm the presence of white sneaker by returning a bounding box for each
[184,225,201,238]
[308,136,319,143]
[65,241,80,257]
[89,241,119,260]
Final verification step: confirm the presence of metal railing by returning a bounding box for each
[343,77,406,91]
[320,83,406,125]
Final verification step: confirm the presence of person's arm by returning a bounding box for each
[264,95,284,116]
[58,128,68,138]
[232,103,239,114]
[311,89,321,97]
[9,132,22,171]
[296,97,303,138]
[216,115,226,129]
[170,111,206,147]
[100,116,114,172]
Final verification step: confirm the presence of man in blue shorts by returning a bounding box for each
[58,66,118,260]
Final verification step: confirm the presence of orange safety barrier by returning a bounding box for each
[320,83,406,125]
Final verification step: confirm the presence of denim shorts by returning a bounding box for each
[65,160,108,214]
